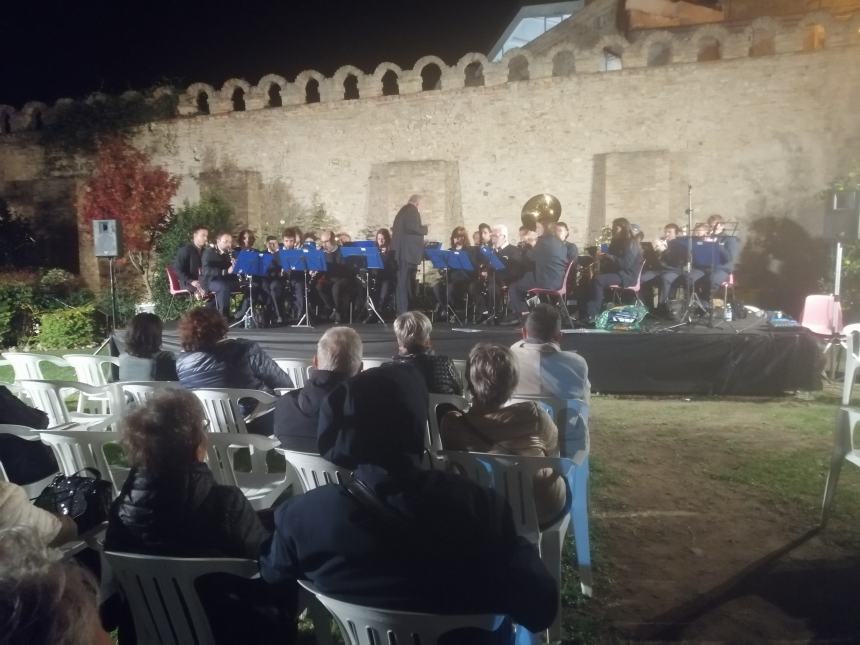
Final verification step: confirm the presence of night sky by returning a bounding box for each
[1,0,536,108]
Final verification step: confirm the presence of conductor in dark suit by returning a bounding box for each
[391,194,428,314]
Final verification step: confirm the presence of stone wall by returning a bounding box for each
[0,8,858,287]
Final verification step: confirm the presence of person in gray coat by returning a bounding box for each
[391,194,428,314]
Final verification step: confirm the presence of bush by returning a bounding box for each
[38,305,98,349]
[0,271,39,347]
[151,193,233,319]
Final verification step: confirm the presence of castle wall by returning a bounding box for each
[0,12,858,289]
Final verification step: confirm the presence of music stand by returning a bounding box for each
[279,247,326,328]
[444,250,475,326]
[480,246,506,323]
[424,247,457,324]
[341,242,386,325]
[231,251,269,328]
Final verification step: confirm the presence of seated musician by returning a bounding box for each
[261,236,286,324]
[554,222,579,263]
[233,229,271,322]
[173,225,209,300]
[276,227,306,324]
[652,223,686,317]
[582,218,643,324]
[432,226,473,322]
[201,231,237,319]
[473,224,523,323]
[365,228,396,322]
[690,213,739,295]
[315,230,359,324]
[502,215,569,325]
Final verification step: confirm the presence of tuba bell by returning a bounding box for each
[521,194,562,231]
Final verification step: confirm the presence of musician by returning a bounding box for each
[582,218,643,323]
[261,236,286,324]
[554,222,579,262]
[365,228,396,322]
[503,215,569,324]
[391,194,428,314]
[315,230,359,324]
[473,224,523,322]
[173,225,209,300]
[654,223,686,316]
[690,213,739,294]
[201,231,237,319]
[477,223,492,247]
[433,226,473,321]
[234,229,269,322]
[277,227,306,323]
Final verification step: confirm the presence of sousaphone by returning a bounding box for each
[521,193,562,231]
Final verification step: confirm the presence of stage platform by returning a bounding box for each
[155,316,822,396]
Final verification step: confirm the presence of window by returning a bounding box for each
[464,61,485,87]
[421,64,442,91]
[508,55,530,82]
[305,79,321,104]
[381,70,399,96]
[552,50,576,77]
[231,87,245,112]
[268,83,282,108]
[343,74,359,100]
[196,91,210,114]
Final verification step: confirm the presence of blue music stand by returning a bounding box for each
[231,251,269,329]
[279,248,327,327]
[341,244,386,324]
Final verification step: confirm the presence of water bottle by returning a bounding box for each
[724,301,733,322]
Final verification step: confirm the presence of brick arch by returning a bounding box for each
[150,86,176,101]
[332,64,365,100]
[797,10,838,33]
[186,82,216,115]
[637,30,675,66]
[797,11,837,52]
[373,62,403,96]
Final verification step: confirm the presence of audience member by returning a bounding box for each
[260,365,557,641]
[0,527,112,645]
[0,482,77,546]
[175,308,292,433]
[105,389,296,644]
[274,327,362,452]
[118,312,178,381]
[390,311,463,395]
[0,385,57,486]
[441,344,565,526]
[511,304,590,456]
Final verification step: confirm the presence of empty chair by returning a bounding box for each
[841,323,860,405]
[108,380,183,418]
[0,423,61,498]
[205,432,293,509]
[16,380,113,430]
[38,428,129,496]
[192,388,276,433]
[440,451,592,638]
[299,580,531,645]
[62,354,119,413]
[1,352,70,381]
[165,265,193,318]
[273,358,312,388]
[276,448,350,492]
[821,407,860,526]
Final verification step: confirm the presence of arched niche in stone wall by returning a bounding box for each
[256,74,288,108]
[501,49,532,82]
[220,78,252,113]
[595,35,628,72]
[550,48,576,77]
[21,101,48,130]
[333,65,365,101]
[797,12,837,52]
[0,106,14,134]
[372,62,403,97]
[638,31,674,67]
[295,70,326,104]
[746,17,779,57]
[455,52,490,88]
[186,83,216,116]
[149,86,178,116]
[687,25,729,62]
[413,55,448,91]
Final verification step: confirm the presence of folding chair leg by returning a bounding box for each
[822,410,851,527]
[572,459,593,597]
[540,528,564,641]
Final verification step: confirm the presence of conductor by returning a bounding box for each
[391,194,428,314]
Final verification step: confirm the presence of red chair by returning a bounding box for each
[608,261,647,308]
[165,265,191,318]
[527,262,576,329]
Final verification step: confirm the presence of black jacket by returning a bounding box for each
[105,462,268,557]
[260,463,558,636]
[602,239,644,287]
[496,243,524,284]
[0,386,56,484]
[391,203,428,266]
[176,339,293,392]
[526,233,569,289]
[174,242,204,292]
[273,370,349,452]
[391,350,462,395]
[201,246,233,289]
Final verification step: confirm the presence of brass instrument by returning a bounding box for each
[521,193,562,231]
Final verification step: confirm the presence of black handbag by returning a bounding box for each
[33,467,113,533]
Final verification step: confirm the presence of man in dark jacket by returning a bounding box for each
[174,225,209,298]
[259,364,558,641]
[201,231,237,318]
[391,194,428,314]
[504,216,570,322]
[274,327,362,452]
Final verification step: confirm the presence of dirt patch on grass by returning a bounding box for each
[575,394,860,643]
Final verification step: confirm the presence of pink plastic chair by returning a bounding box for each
[801,294,844,378]
[608,261,647,308]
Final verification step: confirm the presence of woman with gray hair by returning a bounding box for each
[440,343,566,526]
[391,311,462,395]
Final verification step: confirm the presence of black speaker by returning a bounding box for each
[93,220,121,257]
[823,190,860,241]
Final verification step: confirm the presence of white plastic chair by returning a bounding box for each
[62,354,120,413]
[1,351,70,380]
[298,580,531,645]
[361,358,388,370]
[440,451,592,639]
[191,388,276,433]
[427,393,468,454]
[108,381,183,418]
[0,423,62,498]
[273,358,311,388]
[841,324,860,405]
[16,380,114,430]
[104,552,259,645]
[38,429,129,496]
[276,448,350,492]
[204,432,293,510]
[821,407,860,526]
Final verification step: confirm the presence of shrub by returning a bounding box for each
[38,305,98,349]
[0,271,39,347]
